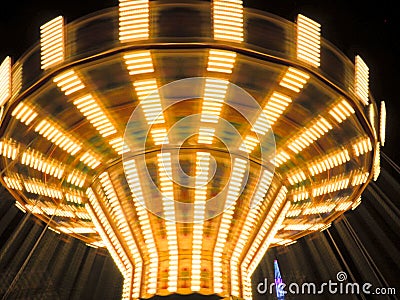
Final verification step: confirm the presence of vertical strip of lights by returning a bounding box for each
[230,169,273,297]
[241,186,288,299]
[99,172,143,298]
[373,143,381,181]
[0,56,11,106]
[124,159,158,294]
[296,14,321,67]
[11,61,22,96]
[213,158,248,294]
[85,189,133,299]
[213,0,244,42]
[191,152,211,291]
[40,16,64,70]
[355,55,369,105]
[157,152,178,292]
[380,101,386,146]
[119,0,149,42]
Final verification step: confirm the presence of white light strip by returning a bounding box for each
[35,119,82,155]
[351,170,370,186]
[288,117,333,154]
[11,62,22,96]
[3,175,23,191]
[151,128,169,145]
[241,186,288,299]
[355,55,369,105]
[312,174,350,197]
[80,151,101,169]
[21,148,65,179]
[99,172,142,298]
[296,14,321,67]
[124,158,158,294]
[191,152,211,291]
[11,102,38,126]
[352,137,372,157]
[109,137,130,155]
[380,101,386,147]
[73,94,118,138]
[124,50,154,75]
[198,127,216,145]
[207,49,236,74]
[119,0,149,42]
[53,70,85,96]
[66,170,86,188]
[329,99,355,123]
[213,0,244,42]
[287,170,307,185]
[40,16,64,70]
[270,150,290,167]
[373,142,381,181]
[0,56,11,106]
[230,169,273,296]
[279,67,310,93]
[239,135,259,153]
[291,186,309,202]
[308,149,350,176]
[133,79,165,125]
[200,78,229,124]
[213,158,248,294]
[24,178,64,199]
[157,153,178,292]
[284,223,326,231]
[302,203,336,215]
[0,139,18,160]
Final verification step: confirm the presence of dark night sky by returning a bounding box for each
[0,0,398,165]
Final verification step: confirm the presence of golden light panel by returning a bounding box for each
[302,203,336,215]
[292,186,309,202]
[35,119,82,155]
[271,150,291,167]
[3,175,23,191]
[279,67,310,93]
[109,137,130,155]
[351,170,370,186]
[296,14,321,67]
[21,148,65,179]
[119,0,150,42]
[352,136,373,157]
[213,0,244,42]
[239,135,259,153]
[11,102,38,126]
[133,79,165,125]
[380,101,386,146]
[14,202,26,213]
[191,152,211,291]
[374,142,381,181]
[66,170,86,188]
[24,178,64,199]
[124,51,154,75]
[0,56,11,106]
[213,158,248,294]
[308,149,351,176]
[355,55,369,105]
[73,94,118,138]
[80,151,101,169]
[0,139,18,160]
[287,170,307,185]
[157,153,178,292]
[288,117,333,154]
[207,49,236,74]
[11,62,22,96]
[329,99,355,123]
[53,70,85,95]
[40,16,64,70]
[312,174,350,197]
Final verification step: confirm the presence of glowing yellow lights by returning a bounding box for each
[291,186,309,202]
[3,175,23,191]
[0,139,18,160]
[151,128,169,145]
[239,135,259,153]
[351,170,369,186]
[0,56,11,106]
[312,174,350,197]
[207,50,237,74]
[200,78,229,124]
[65,191,84,204]
[329,99,355,123]
[80,151,101,169]
[24,178,64,199]
[287,170,307,185]
[213,0,244,42]
[380,101,386,146]
[124,50,154,75]
[73,94,118,138]
[271,150,290,167]
[335,201,353,212]
[288,117,333,154]
[284,223,326,231]
[66,170,86,188]
[157,153,178,292]
[109,137,130,155]
[296,14,321,67]
[11,62,22,96]
[279,67,310,93]
[374,142,381,181]
[214,158,248,294]
[119,0,149,42]
[133,79,165,125]
[191,152,211,291]
[40,16,64,70]
[355,55,369,105]
[35,119,82,155]
[308,149,350,176]
[21,148,65,179]
[11,102,38,126]
[53,70,85,95]
[352,136,373,157]
[302,203,336,215]
[198,127,216,144]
